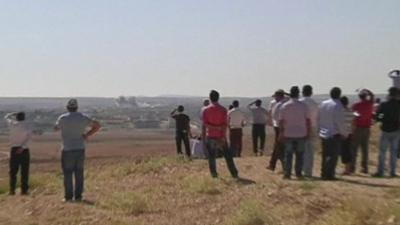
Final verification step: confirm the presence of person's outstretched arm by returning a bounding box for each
[4,112,17,123]
[170,109,177,117]
[247,101,255,110]
[83,120,101,140]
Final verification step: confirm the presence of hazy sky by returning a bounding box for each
[1,1,399,97]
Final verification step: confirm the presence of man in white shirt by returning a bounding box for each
[248,99,268,156]
[279,86,310,179]
[300,85,319,178]
[267,89,288,171]
[5,112,32,195]
[228,100,246,157]
[318,87,346,180]
[200,99,210,158]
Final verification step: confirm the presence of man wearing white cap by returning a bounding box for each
[54,99,101,202]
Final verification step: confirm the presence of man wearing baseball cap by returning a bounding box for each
[267,89,288,171]
[54,99,101,202]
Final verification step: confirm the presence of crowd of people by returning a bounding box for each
[170,69,400,181]
[5,70,400,202]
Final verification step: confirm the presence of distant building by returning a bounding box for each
[115,96,138,108]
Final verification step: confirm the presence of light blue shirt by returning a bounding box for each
[318,99,346,139]
[56,112,93,151]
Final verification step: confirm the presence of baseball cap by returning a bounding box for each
[272,89,286,97]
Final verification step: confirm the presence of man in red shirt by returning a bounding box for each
[351,89,374,174]
[202,90,239,178]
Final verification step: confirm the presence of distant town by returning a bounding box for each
[0,94,381,135]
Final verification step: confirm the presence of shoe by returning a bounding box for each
[390,174,398,178]
[232,174,239,179]
[372,173,384,178]
[75,197,83,202]
[266,165,275,171]
[283,175,291,180]
[259,151,264,156]
[21,191,29,196]
[361,168,368,174]
[9,191,15,196]
[211,173,219,179]
[62,198,73,203]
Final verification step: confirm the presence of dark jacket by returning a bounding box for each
[375,99,400,132]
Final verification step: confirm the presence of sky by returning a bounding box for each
[0,0,399,97]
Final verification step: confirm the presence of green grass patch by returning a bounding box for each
[183,176,221,195]
[99,192,150,215]
[299,181,319,192]
[109,156,188,177]
[225,200,276,225]
[30,173,62,192]
[0,181,8,195]
[315,196,400,225]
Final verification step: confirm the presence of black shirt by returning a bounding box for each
[172,114,190,132]
[376,99,400,132]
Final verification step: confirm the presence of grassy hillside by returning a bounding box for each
[0,155,400,225]
[0,127,399,225]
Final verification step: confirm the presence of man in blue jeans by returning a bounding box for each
[373,87,400,177]
[318,87,346,180]
[55,99,101,202]
[279,86,310,179]
[202,90,239,178]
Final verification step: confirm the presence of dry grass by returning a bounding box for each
[225,200,276,225]
[98,191,150,215]
[315,196,400,225]
[0,127,399,225]
[183,175,222,195]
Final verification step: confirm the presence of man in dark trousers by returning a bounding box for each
[248,99,268,156]
[267,90,287,171]
[203,90,239,178]
[55,99,101,202]
[228,100,246,157]
[318,87,346,180]
[171,105,192,158]
[5,112,32,195]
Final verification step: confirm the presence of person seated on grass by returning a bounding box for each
[5,112,32,196]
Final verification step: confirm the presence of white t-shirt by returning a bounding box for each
[300,96,319,128]
[279,99,310,138]
[5,115,32,148]
[228,108,246,129]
